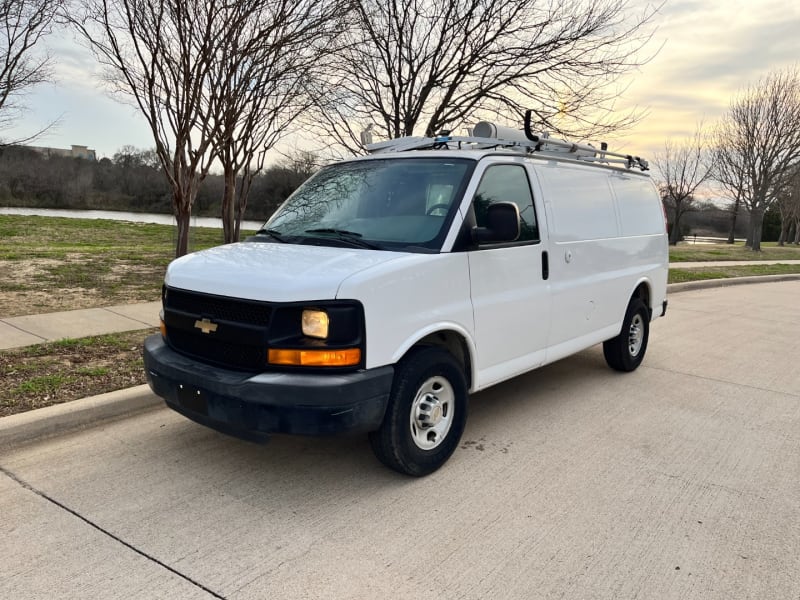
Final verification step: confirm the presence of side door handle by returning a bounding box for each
[542,251,549,280]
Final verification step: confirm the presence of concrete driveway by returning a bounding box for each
[2,281,799,599]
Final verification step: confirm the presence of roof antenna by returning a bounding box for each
[360,124,374,146]
[523,110,540,142]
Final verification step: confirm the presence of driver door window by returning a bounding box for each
[473,165,539,243]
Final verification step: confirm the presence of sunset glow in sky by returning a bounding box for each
[5,0,800,162]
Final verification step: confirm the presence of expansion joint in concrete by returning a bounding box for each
[0,465,227,600]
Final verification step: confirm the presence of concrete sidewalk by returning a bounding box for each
[0,301,161,350]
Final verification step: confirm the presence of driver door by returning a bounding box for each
[467,161,551,390]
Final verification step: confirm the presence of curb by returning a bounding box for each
[0,385,162,451]
[667,273,800,294]
[3,275,799,449]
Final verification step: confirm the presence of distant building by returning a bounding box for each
[27,144,97,161]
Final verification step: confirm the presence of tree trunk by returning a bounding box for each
[667,200,683,245]
[233,172,253,243]
[777,219,789,246]
[668,211,683,245]
[749,207,764,252]
[172,172,201,257]
[221,166,237,244]
[727,197,740,244]
[174,208,191,258]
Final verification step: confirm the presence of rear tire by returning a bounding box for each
[369,347,468,476]
[603,297,650,372]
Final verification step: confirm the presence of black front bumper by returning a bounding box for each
[143,335,393,442]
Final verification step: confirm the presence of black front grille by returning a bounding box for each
[166,288,272,326]
[164,288,272,371]
[167,329,265,371]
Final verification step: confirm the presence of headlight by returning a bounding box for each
[302,309,329,339]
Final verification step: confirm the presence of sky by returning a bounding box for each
[4,0,800,163]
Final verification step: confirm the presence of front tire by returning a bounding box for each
[603,297,650,372]
[369,347,468,476]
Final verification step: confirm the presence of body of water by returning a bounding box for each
[0,207,264,231]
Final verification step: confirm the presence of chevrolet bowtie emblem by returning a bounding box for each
[194,318,218,334]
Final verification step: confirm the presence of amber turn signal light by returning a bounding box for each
[268,348,361,367]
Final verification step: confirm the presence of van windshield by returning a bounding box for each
[260,157,474,252]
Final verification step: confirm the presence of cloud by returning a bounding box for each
[616,0,800,149]
[46,32,104,92]
[660,16,800,87]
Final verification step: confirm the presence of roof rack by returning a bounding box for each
[365,110,649,172]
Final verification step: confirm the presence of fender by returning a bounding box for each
[390,322,478,391]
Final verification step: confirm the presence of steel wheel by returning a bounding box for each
[628,313,645,357]
[603,297,650,372]
[369,346,468,476]
[409,376,455,450]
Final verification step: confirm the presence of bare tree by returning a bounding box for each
[712,68,800,252]
[209,0,345,244]
[309,0,658,154]
[0,0,62,143]
[277,149,320,181]
[652,127,713,245]
[774,167,800,246]
[72,0,234,257]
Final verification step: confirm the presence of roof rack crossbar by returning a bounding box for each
[364,113,649,171]
[365,134,649,171]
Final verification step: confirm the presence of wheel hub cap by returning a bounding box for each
[409,376,455,450]
[628,314,643,356]
[417,395,444,428]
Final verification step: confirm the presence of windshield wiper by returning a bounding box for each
[255,228,288,243]
[304,228,383,250]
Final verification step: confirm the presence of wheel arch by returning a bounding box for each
[394,327,475,391]
[630,278,653,318]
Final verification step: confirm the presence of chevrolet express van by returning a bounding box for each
[144,120,668,476]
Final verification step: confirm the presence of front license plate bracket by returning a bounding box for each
[177,384,208,415]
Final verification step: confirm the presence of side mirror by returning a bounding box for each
[472,201,521,244]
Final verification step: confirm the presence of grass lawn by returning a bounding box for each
[0,215,255,316]
[0,329,156,417]
[669,263,800,283]
[669,241,800,262]
[667,241,800,282]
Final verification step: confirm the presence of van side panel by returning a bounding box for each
[610,173,666,237]
[608,172,669,316]
[531,162,667,353]
[537,163,619,242]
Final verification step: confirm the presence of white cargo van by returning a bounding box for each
[144,118,668,476]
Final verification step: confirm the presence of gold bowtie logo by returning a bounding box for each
[194,318,218,334]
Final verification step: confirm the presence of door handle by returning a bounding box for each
[542,251,549,280]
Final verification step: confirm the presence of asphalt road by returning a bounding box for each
[2,281,799,599]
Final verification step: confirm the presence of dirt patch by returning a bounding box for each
[0,256,162,317]
[0,329,156,417]
[0,288,108,316]
[0,257,161,416]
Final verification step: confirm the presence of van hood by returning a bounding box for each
[164,241,404,302]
